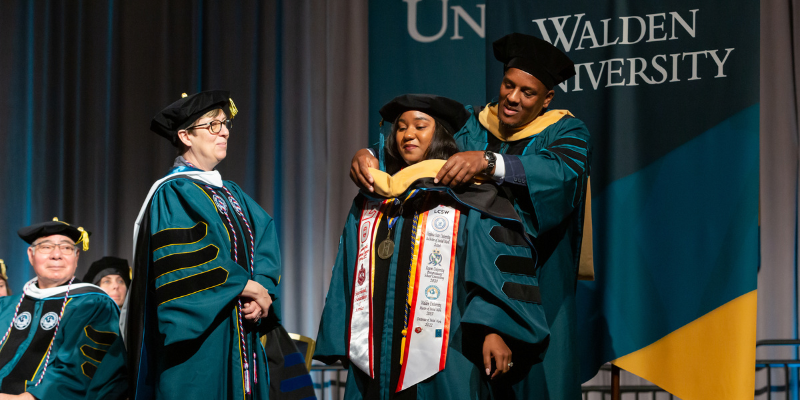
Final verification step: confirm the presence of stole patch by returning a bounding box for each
[40,312,59,330]
[212,194,228,214]
[432,216,449,232]
[428,249,443,266]
[357,266,366,286]
[13,312,31,330]
[425,285,440,300]
[228,195,244,215]
[360,222,371,243]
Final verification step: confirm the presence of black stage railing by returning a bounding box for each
[310,364,347,400]
[308,348,800,400]
[581,364,673,400]
[755,339,800,399]
[309,363,676,400]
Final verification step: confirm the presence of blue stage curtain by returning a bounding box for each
[0,0,369,339]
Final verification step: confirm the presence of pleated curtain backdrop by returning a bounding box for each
[758,0,800,361]
[0,0,368,339]
[5,0,800,378]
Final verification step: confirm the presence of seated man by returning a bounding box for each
[0,218,127,400]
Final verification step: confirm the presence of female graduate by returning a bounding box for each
[83,256,130,307]
[126,91,282,399]
[315,94,550,399]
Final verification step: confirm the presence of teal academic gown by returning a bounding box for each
[0,281,127,399]
[455,105,591,400]
[315,179,550,400]
[128,172,281,400]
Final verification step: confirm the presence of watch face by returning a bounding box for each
[484,151,496,174]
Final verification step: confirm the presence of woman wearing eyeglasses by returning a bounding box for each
[124,90,299,400]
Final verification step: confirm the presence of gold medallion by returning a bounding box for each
[377,238,395,260]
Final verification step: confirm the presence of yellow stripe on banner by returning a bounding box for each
[613,289,757,400]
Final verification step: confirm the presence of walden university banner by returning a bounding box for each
[368,0,486,143]
[487,2,758,399]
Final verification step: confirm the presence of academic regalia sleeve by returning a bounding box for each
[26,294,126,400]
[252,217,282,323]
[149,179,250,345]
[459,211,550,348]
[225,182,283,323]
[516,117,590,236]
[83,333,128,400]
[313,200,360,365]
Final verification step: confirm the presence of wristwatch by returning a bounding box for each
[483,151,496,175]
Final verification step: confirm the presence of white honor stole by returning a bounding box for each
[396,204,460,391]
[348,199,388,377]
[347,199,460,388]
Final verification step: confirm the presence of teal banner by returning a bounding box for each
[487,0,759,384]
[368,0,486,143]
[369,0,759,388]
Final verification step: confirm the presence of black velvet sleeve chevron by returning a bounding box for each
[547,137,588,175]
[153,244,220,279]
[151,221,208,251]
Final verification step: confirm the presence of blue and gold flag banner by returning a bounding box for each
[488,1,758,399]
[368,0,486,142]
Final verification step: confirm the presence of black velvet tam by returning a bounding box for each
[379,94,471,135]
[84,256,131,288]
[493,33,576,89]
[150,90,233,146]
[18,219,90,244]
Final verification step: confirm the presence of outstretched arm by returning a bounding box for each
[350,148,378,192]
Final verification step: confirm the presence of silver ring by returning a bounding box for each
[508,362,514,368]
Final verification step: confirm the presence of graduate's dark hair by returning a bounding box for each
[384,115,459,175]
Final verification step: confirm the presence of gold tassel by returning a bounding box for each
[0,259,6,280]
[229,98,239,119]
[76,227,89,251]
[400,336,406,365]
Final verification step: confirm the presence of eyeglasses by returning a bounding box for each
[185,118,232,134]
[31,243,78,255]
